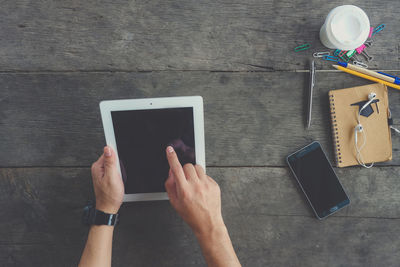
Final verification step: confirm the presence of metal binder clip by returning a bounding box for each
[371,24,385,37]
[322,55,340,62]
[313,51,330,58]
[360,50,373,61]
[353,54,362,62]
[364,39,373,47]
[353,61,368,68]
[294,43,311,52]
[356,44,366,54]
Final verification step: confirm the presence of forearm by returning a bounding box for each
[79,225,114,267]
[195,224,241,267]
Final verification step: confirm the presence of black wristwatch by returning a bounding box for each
[82,203,119,226]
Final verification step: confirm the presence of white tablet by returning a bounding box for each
[99,96,205,202]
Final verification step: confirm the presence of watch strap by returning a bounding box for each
[92,209,119,226]
[83,205,119,226]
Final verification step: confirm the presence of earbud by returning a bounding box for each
[355,124,363,132]
[354,124,363,144]
[360,92,377,114]
[368,92,377,100]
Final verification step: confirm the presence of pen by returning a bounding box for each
[337,62,400,85]
[377,71,400,84]
[332,64,400,90]
[307,60,315,129]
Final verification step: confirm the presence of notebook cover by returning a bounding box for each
[329,83,392,167]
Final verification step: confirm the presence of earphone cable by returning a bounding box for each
[355,100,374,168]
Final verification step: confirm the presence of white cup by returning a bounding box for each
[320,5,370,50]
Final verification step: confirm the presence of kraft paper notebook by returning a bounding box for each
[329,83,392,167]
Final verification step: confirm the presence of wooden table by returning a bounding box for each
[1,1,399,266]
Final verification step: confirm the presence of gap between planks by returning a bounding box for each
[2,165,400,169]
[0,69,399,74]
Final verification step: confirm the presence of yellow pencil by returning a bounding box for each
[332,65,400,90]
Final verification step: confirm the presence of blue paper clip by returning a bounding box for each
[371,24,385,37]
[323,55,340,62]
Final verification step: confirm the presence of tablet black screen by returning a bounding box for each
[111,107,196,194]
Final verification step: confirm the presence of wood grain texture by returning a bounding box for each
[1,167,399,266]
[1,71,400,167]
[0,0,398,71]
[2,1,400,266]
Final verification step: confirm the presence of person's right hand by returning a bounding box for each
[165,146,241,267]
[164,146,225,236]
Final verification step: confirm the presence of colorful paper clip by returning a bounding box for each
[333,49,341,56]
[337,51,350,62]
[368,27,374,38]
[322,55,340,62]
[371,24,385,37]
[313,51,330,58]
[353,61,368,68]
[338,50,347,57]
[339,55,350,62]
[346,50,356,58]
[294,43,311,52]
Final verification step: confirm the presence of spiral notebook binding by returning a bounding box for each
[329,93,342,166]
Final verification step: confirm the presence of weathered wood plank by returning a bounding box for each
[0,167,399,266]
[0,0,398,71]
[216,167,400,219]
[1,71,400,167]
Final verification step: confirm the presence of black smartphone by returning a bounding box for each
[286,141,350,219]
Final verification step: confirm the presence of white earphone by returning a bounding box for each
[354,124,363,144]
[354,92,376,168]
[360,92,377,112]
[355,124,363,132]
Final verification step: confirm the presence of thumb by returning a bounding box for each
[103,146,117,175]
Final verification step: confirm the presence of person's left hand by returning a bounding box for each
[91,146,124,214]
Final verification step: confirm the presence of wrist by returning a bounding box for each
[194,221,241,267]
[194,222,231,256]
[90,224,115,231]
[194,218,227,241]
[95,201,120,214]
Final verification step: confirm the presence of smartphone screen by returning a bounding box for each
[287,141,350,219]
